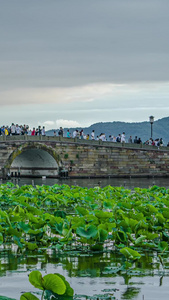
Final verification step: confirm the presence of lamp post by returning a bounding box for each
[149,116,154,139]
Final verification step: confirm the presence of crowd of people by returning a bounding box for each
[0,124,167,147]
[0,124,46,136]
[58,128,167,147]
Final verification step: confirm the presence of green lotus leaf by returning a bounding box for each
[43,274,66,295]
[29,270,43,290]
[156,213,165,224]
[75,206,89,216]
[94,210,112,220]
[84,214,98,225]
[69,216,85,230]
[120,247,141,260]
[98,228,108,242]
[142,242,156,248]
[145,232,159,240]
[20,292,39,300]
[0,233,3,245]
[135,235,146,245]
[55,273,74,296]
[54,223,63,235]
[162,231,169,241]
[9,215,22,222]
[128,219,138,229]
[116,230,127,243]
[0,225,4,232]
[7,227,22,238]
[76,225,98,239]
[28,229,42,235]
[162,208,169,219]
[158,241,168,252]
[26,242,38,250]
[103,201,113,209]
[146,204,158,214]
[54,210,66,219]
[13,236,24,248]
[17,222,31,233]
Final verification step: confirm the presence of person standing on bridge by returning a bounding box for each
[42,126,46,136]
[73,129,78,138]
[80,129,84,139]
[67,129,71,138]
[38,126,42,135]
[121,132,125,143]
[15,124,21,135]
[58,127,63,137]
[128,136,132,143]
[91,130,95,140]
[10,123,16,135]
[116,134,121,142]
[31,128,36,135]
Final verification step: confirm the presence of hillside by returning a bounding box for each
[46,117,169,145]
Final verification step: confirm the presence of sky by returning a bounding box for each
[0,0,169,130]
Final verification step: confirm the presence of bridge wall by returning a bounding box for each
[0,136,169,178]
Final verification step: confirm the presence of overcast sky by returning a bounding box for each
[1,0,169,130]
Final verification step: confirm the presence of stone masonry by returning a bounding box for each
[0,135,169,178]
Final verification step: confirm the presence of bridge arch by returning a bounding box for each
[5,142,61,178]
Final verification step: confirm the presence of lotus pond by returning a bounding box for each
[1,183,169,300]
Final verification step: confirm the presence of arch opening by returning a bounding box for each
[10,148,59,178]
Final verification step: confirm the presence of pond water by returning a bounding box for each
[2,176,169,190]
[1,177,169,300]
[0,247,169,300]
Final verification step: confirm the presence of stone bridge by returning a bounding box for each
[0,135,169,179]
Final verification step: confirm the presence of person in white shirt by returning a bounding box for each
[15,124,21,135]
[42,126,46,136]
[73,130,78,138]
[91,130,95,140]
[10,123,16,135]
[121,132,125,143]
[99,133,106,141]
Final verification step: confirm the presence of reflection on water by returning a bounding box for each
[2,176,169,189]
[0,248,169,300]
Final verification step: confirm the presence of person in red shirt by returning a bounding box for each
[31,127,36,136]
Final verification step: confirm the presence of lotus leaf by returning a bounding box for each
[42,274,66,294]
[29,270,44,289]
[7,227,22,238]
[98,228,108,242]
[25,242,38,250]
[120,247,141,260]
[75,206,89,216]
[76,225,98,239]
[17,222,31,233]
[158,241,168,252]
[55,273,74,296]
[20,293,39,300]
[116,230,127,243]
[135,235,146,245]
[54,210,66,218]
[0,233,3,245]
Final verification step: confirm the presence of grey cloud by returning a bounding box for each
[0,0,169,90]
